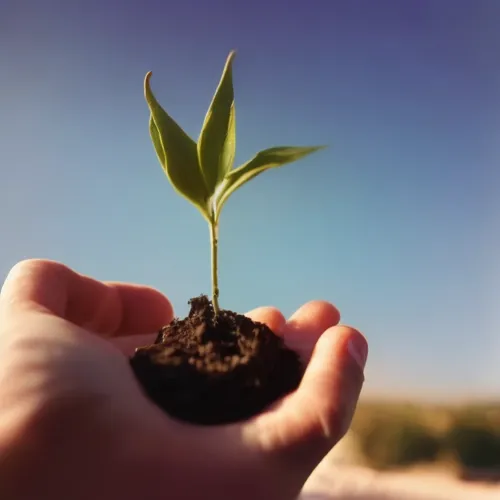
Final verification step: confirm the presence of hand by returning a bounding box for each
[0,259,367,500]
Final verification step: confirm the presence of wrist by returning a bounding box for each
[0,402,49,499]
[0,395,173,500]
[0,395,111,498]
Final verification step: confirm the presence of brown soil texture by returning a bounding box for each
[130,296,302,425]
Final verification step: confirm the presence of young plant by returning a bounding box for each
[144,51,324,315]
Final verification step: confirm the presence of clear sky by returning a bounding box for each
[1,0,499,400]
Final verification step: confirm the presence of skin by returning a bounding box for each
[0,259,368,500]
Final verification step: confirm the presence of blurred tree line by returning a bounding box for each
[350,401,500,475]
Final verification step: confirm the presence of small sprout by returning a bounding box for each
[144,51,325,315]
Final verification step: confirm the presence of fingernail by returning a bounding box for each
[348,337,368,371]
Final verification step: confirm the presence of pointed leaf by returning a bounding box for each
[144,72,211,218]
[197,50,237,194]
[149,115,166,166]
[215,145,325,220]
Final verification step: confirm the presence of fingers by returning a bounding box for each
[252,325,367,479]
[294,325,367,449]
[0,259,173,337]
[284,300,341,361]
[245,306,286,335]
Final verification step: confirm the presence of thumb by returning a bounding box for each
[256,325,367,479]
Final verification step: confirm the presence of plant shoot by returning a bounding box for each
[144,51,324,314]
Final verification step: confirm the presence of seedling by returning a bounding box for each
[144,50,324,315]
[131,51,324,425]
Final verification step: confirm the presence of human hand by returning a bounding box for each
[0,259,367,500]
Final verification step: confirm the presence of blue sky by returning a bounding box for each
[1,0,499,400]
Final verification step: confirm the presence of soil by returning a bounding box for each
[129,295,303,425]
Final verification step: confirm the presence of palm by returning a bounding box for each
[0,260,366,500]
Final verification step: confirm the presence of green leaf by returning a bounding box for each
[197,50,237,194]
[149,116,166,166]
[144,72,211,219]
[215,145,325,220]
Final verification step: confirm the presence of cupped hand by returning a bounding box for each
[0,259,367,500]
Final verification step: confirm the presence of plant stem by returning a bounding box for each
[209,218,220,316]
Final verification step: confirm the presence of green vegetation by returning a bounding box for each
[355,416,441,469]
[350,400,500,472]
[144,51,324,314]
